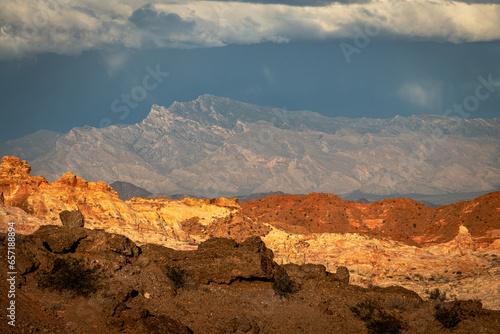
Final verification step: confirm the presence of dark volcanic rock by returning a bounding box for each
[228,316,260,333]
[2,225,500,334]
[33,224,87,253]
[18,225,142,270]
[59,209,85,228]
[283,263,350,284]
[142,236,277,284]
[283,263,328,282]
[196,237,238,252]
[185,236,277,284]
[333,266,350,284]
[135,312,193,334]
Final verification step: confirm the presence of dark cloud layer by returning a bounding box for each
[0,0,498,60]
[454,0,499,3]
[129,4,196,34]
[0,1,498,144]
[209,0,370,6]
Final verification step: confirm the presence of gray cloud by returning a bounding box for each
[0,0,498,60]
[129,4,196,34]
[453,0,499,3]
[207,0,370,6]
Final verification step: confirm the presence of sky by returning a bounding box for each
[0,0,499,142]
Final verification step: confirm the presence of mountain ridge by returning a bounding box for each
[2,95,499,197]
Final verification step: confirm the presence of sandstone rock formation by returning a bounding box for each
[240,192,500,247]
[0,156,499,310]
[0,156,238,249]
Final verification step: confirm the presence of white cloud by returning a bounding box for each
[0,0,498,60]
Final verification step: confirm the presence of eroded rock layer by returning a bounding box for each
[0,156,499,309]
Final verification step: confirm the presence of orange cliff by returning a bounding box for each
[1,155,498,249]
[0,156,239,248]
[240,191,500,248]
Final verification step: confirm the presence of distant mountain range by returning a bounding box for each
[2,94,499,199]
[110,180,285,202]
[110,179,444,207]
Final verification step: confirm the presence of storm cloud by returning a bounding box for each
[0,0,498,60]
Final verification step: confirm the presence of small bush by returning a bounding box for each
[434,304,461,328]
[385,295,409,311]
[272,268,298,297]
[350,299,378,322]
[37,257,100,296]
[429,288,447,301]
[366,310,406,334]
[164,265,188,291]
[351,299,406,334]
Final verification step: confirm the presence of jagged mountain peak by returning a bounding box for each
[2,96,500,197]
[145,95,291,130]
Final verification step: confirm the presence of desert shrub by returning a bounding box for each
[434,304,461,328]
[272,268,298,297]
[429,288,447,301]
[37,256,100,296]
[350,299,378,322]
[163,265,188,290]
[366,310,406,334]
[351,299,406,334]
[384,295,409,311]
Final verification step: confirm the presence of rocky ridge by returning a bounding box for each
[0,156,499,310]
[0,156,236,249]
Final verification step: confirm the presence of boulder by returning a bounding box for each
[74,229,141,264]
[59,209,85,228]
[332,266,350,284]
[31,225,87,254]
[283,263,328,282]
[188,237,277,284]
[197,237,238,252]
[143,236,277,284]
[228,316,260,333]
[283,263,349,284]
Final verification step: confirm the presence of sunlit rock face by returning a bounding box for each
[0,156,499,309]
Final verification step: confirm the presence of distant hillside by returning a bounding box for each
[0,129,62,161]
[241,191,500,247]
[110,181,152,201]
[237,191,287,202]
[111,180,286,202]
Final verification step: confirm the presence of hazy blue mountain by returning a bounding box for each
[0,130,62,162]
[2,95,499,198]
[110,181,152,201]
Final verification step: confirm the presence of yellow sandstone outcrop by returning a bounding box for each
[0,156,236,249]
